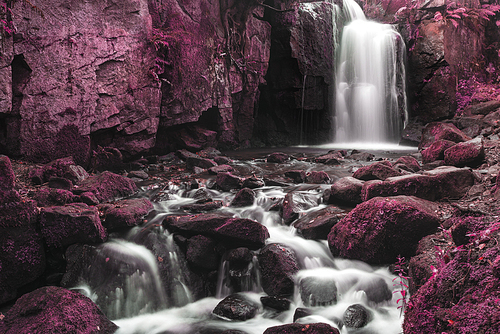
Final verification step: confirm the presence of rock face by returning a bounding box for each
[0,286,118,334]
[328,196,441,264]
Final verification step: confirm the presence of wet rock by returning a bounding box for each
[464,100,500,115]
[355,276,392,303]
[306,171,330,184]
[242,175,265,189]
[40,203,107,248]
[127,170,149,180]
[31,187,78,206]
[444,138,485,167]
[29,156,89,185]
[186,235,219,270]
[267,152,290,163]
[90,147,125,172]
[48,177,73,190]
[328,196,441,264]
[73,171,137,203]
[180,201,223,213]
[343,304,371,328]
[282,192,319,225]
[293,207,346,240]
[99,198,153,231]
[352,161,401,181]
[421,139,456,163]
[299,275,337,306]
[212,293,259,321]
[198,148,222,159]
[176,149,199,161]
[419,122,471,150]
[216,172,243,192]
[258,243,299,297]
[214,156,232,165]
[209,164,234,175]
[399,121,423,147]
[264,176,290,187]
[361,166,475,202]
[293,308,313,322]
[393,155,421,172]
[328,176,364,205]
[349,152,375,161]
[313,152,343,165]
[231,188,256,207]
[261,296,292,311]
[285,170,307,183]
[0,286,117,334]
[263,322,340,334]
[227,248,253,265]
[163,214,269,250]
[0,155,15,190]
[187,156,217,170]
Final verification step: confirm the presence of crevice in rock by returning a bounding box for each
[11,54,32,115]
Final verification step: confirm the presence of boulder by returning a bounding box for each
[180,201,223,213]
[48,177,73,190]
[73,171,137,203]
[186,156,217,170]
[258,243,299,297]
[443,138,485,167]
[242,175,265,189]
[293,207,346,240]
[352,161,401,181]
[328,196,441,264]
[216,172,243,192]
[0,155,15,190]
[230,188,256,207]
[208,164,234,175]
[284,170,307,183]
[298,275,337,306]
[212,293,259,321]
[99,198,153,231]
[393,155,421,172]
[354,276,392,303]
[263,323,339,334]
[29,156,89,185]
[267,152,290,163]
[313,152,343,165]
[39,203,107,248]
[163,214,269,250]
[464,100,500,115]
[421,139,456,163]
[127,170,149,180]
[31,187,79,206]
[328,176,364,205]
[419,122,471,150]
[282,192,319,225]
[186,235,219,270]
[260,296,292,311]
[306,171,330,184]
[89,147,125,172]
[0,286,117,334]
[348,152,375,161]
[343,304,371,328]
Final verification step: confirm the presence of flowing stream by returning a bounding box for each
[65,156,407,334]
[334,0,408,145]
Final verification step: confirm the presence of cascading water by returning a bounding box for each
[334,0,408,145]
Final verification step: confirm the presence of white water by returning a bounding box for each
[334,0,407,145]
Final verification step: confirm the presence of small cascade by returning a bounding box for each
[334,0,407,145]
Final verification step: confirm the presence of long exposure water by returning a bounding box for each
[65,154,408,334]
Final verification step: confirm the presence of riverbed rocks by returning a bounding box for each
[258,243,299,297]
[73,171,137,203]
[0,286,118,334]
[352,160,402,180]
[98,198,153,231]
[263,322,340,334]
[282,192,320,225]
[293,207,346,240]
[328,196,441,264]
[328,176,364,205]
[212,293,260,321]
[419,122,471,149]
[443,138,485,167]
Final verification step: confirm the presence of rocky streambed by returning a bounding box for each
[1,116,500,333]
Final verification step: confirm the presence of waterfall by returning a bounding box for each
[334,0,407,145]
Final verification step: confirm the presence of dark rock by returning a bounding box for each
[464,100,500,115]
[186,235,219,270]
[299,275,337,306]
[258,243,299,297]
[209,164,234,175]
[343,304,371,328]
[31,187,78,206]
[0,155,15,190]
[73,171,137,203]
[0,286,117,334]
[80,191,99,205]
[328,176,364,205]
[187,156,217,170]
[263,322,339,334]
[393,155,421,172]
[282,192,319,225]
[421,139,456,163]
[99,198,153,231]
[127,170,149,180]
[399,121,423,147]
[0,190,38,229]
[231,188,256,207]
[419,122,471,150]
[90,147,124,172]
[29,156,89,184]
[261,296,292,311]
[313,152,343,165]
[293,308,313,322]
[48,176,73,190]
[355,276,392,303]
[264,177,290,187]
[306,171,330,184]
[352,161,401,181]
[423,166,475,199]
[40,203,107,248]
[163,125,218,153]
[293,207,346,240]
[444,138,485,167]
[176,149,199,161]
[216,172,243,192]
[483,110,500,127]
[163,214,269,250]
[242,175,265,189]
[328,196,441,264]
[449,216,491,247]
[198,147,221,159]
[212,293,259,321]
[227,247,253,266]
[180,201,223,213]
[348,152,375,161]
[284,170,307,183]
[267,152,290,163]
[214,156,232,165]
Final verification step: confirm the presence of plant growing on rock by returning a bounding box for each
[392,255,409,317]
